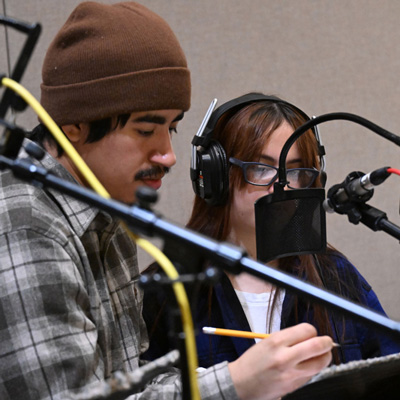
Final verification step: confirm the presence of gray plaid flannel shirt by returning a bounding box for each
[0,145,238,400]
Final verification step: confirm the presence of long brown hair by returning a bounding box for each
[187,95,356,364]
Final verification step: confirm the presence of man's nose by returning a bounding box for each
[150,131,177,168]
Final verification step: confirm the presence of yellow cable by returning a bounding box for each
[1,77,200,399]
[123,224,200,395]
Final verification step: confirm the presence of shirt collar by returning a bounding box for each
[24,139,114,236]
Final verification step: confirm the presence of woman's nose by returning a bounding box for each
[265,183,275,195]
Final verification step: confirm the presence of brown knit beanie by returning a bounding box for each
[40,1,191,125]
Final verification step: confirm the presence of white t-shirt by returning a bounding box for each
[234,288,285,342]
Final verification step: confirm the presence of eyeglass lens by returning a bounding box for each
[245,164,316,188]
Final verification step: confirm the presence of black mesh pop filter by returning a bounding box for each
[255,187,327,263]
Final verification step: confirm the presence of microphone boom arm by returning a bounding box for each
[358,203,400,240]
[2,152,400,339]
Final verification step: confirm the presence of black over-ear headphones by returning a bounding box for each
[190,93,326,206]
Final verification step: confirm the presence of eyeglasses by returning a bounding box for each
[229,157,319,189]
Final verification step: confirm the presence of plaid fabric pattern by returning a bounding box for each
[0,144,238,399]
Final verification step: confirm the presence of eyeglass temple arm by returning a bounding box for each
[312,116,326,174]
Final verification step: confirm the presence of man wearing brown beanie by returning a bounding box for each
[0,2,334,399]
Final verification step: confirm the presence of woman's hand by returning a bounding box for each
[228,323,333,400]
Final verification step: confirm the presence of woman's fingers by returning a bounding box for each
[229,323,334,400]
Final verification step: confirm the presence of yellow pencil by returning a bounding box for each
[202,326,270,339]
[202,326,341,347]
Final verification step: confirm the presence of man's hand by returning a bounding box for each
[228,323,333,400]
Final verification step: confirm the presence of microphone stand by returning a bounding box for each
[0,16,41,118]
[276,112,400,240]
[2,150,400,340]
[358,203,400,240]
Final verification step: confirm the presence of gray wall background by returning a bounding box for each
[1,1,399,321]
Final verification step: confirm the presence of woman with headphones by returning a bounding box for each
[143,93,400,369]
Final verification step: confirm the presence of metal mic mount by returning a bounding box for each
[324,170,400,240]
[323,171,374,222]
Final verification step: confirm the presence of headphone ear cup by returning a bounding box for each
[194,140,229,205]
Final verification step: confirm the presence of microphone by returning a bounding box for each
[323,167,391,214]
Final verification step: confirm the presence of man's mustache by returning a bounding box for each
[135,166,170,180]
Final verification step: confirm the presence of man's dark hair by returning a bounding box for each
[29,113,131,157]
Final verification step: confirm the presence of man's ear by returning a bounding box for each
[61,123,89,143]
